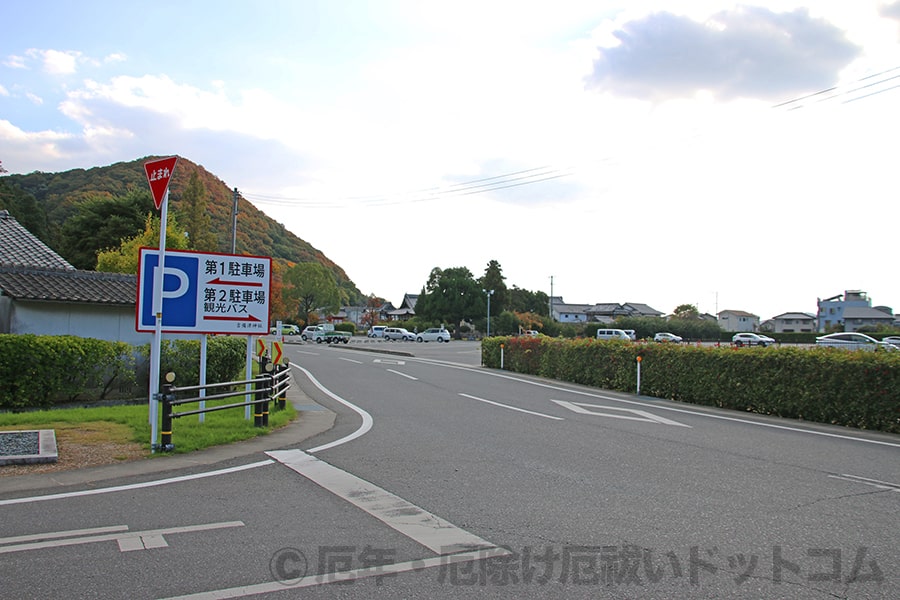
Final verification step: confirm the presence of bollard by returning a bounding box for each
[500,343,505,370]
[635,356,643,396]
[160,372,176,451]
[277,359,289,411]
[253,375,265,427]
[262,362,274,427]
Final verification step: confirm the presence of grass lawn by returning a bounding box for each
[0,397,297,455]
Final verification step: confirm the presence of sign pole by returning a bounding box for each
[144,155,177,452]
[149,188,170,451]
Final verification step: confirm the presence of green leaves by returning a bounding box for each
[482,337,900,433]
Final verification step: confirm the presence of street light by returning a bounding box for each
[483,289,494,337]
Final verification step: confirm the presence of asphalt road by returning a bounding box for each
[1,339,897,599]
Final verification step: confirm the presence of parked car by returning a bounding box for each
[623,329,636,340]
[384,327,416,341]
[367,326,386,338]
[596,328,631,341]
[816,332,898,351]
[270,324,300,336]
[416,327,451,343]
[654,332,683,343]
[732,332,775,347]
[881,335,900,347]
[522,330,540,337]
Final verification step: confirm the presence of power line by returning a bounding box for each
[242,164,576,209]
[773,64,900,109]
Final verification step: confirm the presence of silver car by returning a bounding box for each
[816,332,898,351]
[416,327,451,343]
[732,332,775,347]
[384,327,416,341]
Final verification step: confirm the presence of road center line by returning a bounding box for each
[458,393,564,420]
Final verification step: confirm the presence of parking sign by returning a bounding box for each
[137,248,271,335]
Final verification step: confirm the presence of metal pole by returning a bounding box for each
[231,187,239,253]
[149,188,170,452]
[636,356,642,395]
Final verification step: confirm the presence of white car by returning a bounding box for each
[654,332,683,343]
[416,328,451,343]
[816,332,898,351]
[367,326,386,338]
[881,335,900,347]
[732,332,775,347]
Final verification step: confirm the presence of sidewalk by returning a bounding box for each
[0,375,335,496]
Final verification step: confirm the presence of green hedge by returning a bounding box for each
[482,336,900,433]
[0,335,248,411]
[0,335,136,410]
[143,336,247,388]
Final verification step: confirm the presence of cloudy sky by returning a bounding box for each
[3,1,899,319]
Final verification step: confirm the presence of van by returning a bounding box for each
[596,328,631,341]
[367,326,386,338]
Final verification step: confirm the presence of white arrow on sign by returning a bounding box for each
[551,400,691,428]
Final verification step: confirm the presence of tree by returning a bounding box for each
[180,172,218,251]
[415,266,484,338]
[478,259,508,317]
[95,213,189,273]
[673,303,700,320]
[0,179,48,239]
[282,262,342,325]
[58,189,155,269]
[507,285,550,316]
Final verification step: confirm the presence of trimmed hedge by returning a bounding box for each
[482,336,900,433]
[0,335,136,410]
[0,334,248,411]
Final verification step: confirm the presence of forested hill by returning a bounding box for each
[1,156,362,303]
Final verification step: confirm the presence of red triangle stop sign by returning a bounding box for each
[144,156,178,210]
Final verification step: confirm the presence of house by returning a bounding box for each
[816,290,894,332]
[0,210,149,344]
[387,293,418,321]
[582,302,664,323]
[717,310,760,332]
[841,307,895,332]
[551,302,592,323]
[768,312,817,333]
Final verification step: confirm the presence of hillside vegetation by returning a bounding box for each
[1,156,362,304]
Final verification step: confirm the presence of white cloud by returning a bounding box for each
[29,49,82,75]
[0,84,8,96]
[4,54,27,69]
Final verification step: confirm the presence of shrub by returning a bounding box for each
[482,337,900,433]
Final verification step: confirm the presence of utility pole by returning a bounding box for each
[231,187,239,253]
[549,275,554,321]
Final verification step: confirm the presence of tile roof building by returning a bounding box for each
[0,210,145,342]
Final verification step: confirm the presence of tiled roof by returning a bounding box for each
[0,266,137,305]
[0,210,75,270]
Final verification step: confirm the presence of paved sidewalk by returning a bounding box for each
[0,376,335,495]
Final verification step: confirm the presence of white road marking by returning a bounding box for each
[338,357,362,364]
[458,393,564,421]
[387,368,418,380]
[373,359,406,365]
[0,525,129,545]
[294,350,320,356]
[292,364,373,454]
[268,449,499,555]
[0,521,244,554]
[0,460,273,507]
[552,399,691,427]
[160,547,512,599]
[829,473,900,492]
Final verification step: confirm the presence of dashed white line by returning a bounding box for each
[387,368,418,380]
